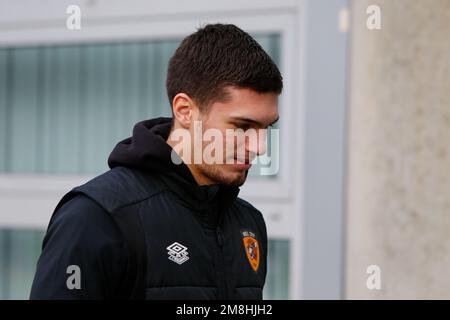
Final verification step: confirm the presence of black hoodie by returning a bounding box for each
[30,117,267,300]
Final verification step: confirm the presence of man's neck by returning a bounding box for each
[166,131,213,186]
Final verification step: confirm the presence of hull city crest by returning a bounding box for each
[241,230,260,272]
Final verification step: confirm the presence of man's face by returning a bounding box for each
[190,86,279,187]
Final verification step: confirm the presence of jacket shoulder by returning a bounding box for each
[235,197,261,214]
[72,166,167,213]
[234,197,266,226]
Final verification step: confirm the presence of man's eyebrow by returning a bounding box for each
[230,116,279,127]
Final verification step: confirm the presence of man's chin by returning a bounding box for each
[200,164,249,187]
[222,170,248,187]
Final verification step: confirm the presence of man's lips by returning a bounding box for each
[232,158,252,169]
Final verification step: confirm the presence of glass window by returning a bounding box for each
[264,239,290,299]
[0,228,44,299]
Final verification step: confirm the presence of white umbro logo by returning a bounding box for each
[167,242,190,265]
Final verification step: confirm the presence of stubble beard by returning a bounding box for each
[197,163,248,188]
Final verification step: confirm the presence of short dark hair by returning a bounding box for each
[166,23,283,112]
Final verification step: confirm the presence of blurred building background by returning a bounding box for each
[0,0,449,299]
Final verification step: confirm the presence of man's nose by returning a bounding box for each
[247,128,267,158]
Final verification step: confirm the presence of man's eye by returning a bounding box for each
[236,124,250,131]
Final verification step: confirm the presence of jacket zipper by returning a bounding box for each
[216,227,228,300]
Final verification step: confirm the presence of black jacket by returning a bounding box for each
[30,117,268,300]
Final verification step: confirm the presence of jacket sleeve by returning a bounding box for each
[30,195,128,300]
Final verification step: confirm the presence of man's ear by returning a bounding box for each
[171,93,197,129]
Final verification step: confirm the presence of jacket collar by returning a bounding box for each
[159,171,240,212]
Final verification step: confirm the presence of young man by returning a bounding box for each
[30,23,283,300]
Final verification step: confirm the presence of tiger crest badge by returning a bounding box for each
[241,230,260,272]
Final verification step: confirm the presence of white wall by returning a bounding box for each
[346,0,450,299]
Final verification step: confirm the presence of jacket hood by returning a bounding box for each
[108,117,197,185]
